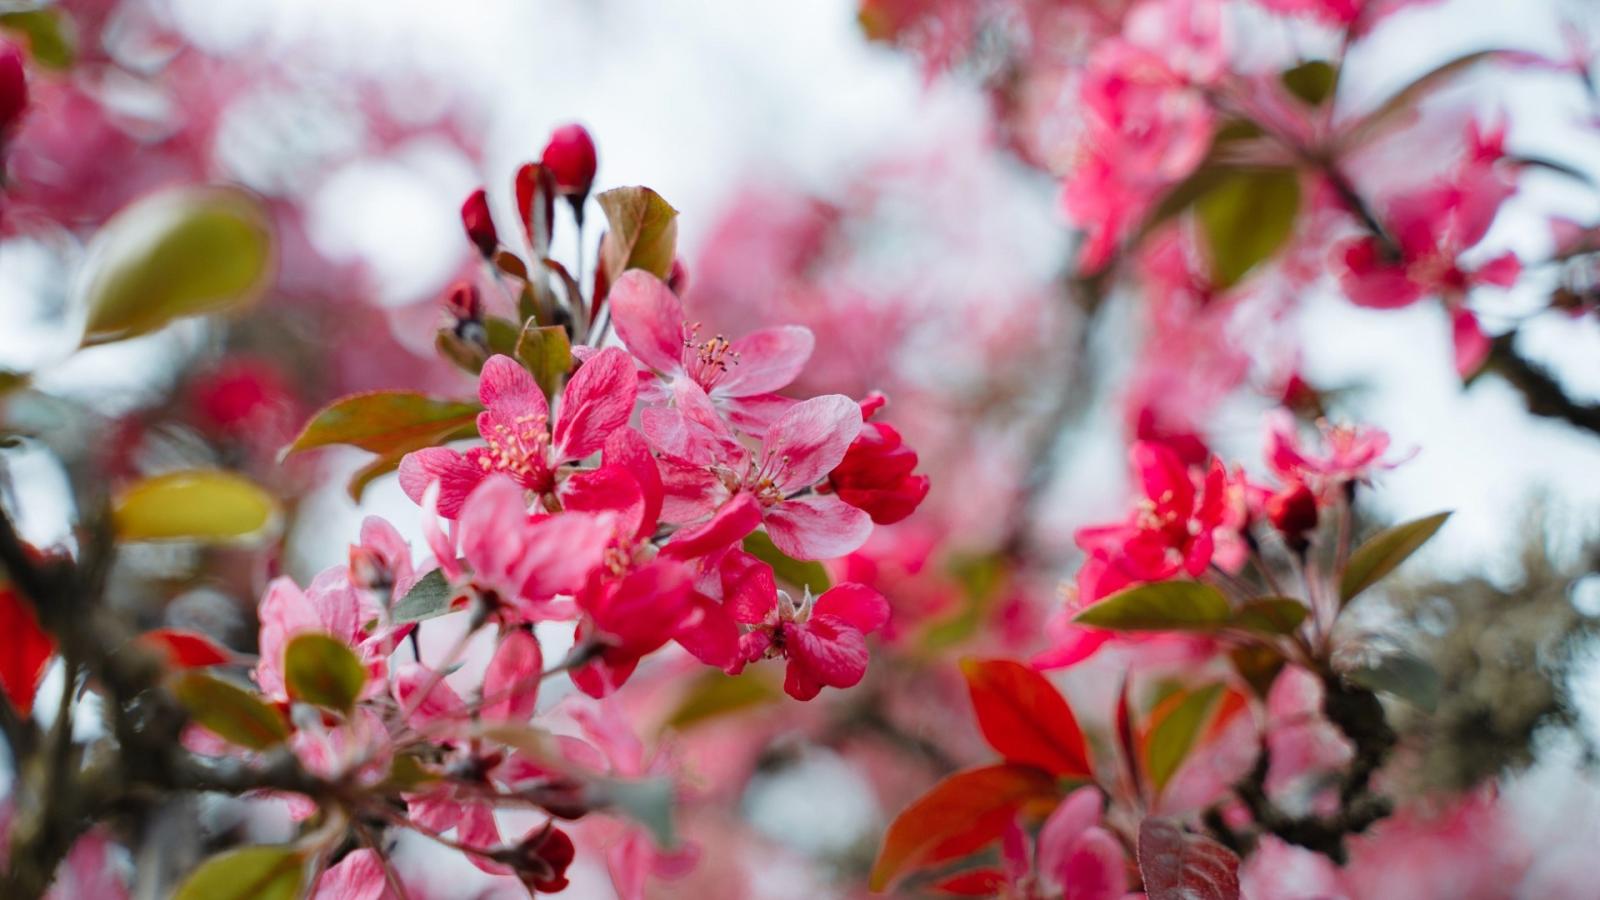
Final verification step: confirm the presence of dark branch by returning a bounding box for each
[1485,332,1600,438]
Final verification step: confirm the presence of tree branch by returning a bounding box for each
[1485,332,1600,438]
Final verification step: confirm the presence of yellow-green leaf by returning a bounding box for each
[1196,167,1301,288]
[515,322,572,399]
[1143,683,1224,795]
[1230,597,1308,635]
[171,672,289,750]
[0,10,76,70]
[664,670,779,731]
[1074,581,1232,632]
[81,186,274,345]
[283,633,367,713]
[174,846,305,900]
[113,470,276,542]
[597,186,678,280]
[1339,511,1451,604]
[283,391,481,458]
[743,531,831,594]
[1281,60,1337,106]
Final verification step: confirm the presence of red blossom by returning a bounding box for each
[826,419,930,526]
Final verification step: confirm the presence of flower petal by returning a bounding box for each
[719,549,777,625]
[813,583,889,634]
[608,270,688,376]
[553,347,638,462]
[761,394,863,492]
[397,447,485,519]
[478,354,549,424]
[481,628,543,724]
[717,325,814,396]
[763,493,873,560]
[659,493,762,562]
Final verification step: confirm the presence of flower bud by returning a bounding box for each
[515,161,556,249]
[827,422,930,525]
[444,281,483,324]
[540,123,597,201]
[667,257,689,295]
[511,824,576,894]
[460,188,497,258]
[0,40,26,137]
[1265,480,1318,549]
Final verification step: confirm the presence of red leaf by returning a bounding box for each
[0,584,54,716]
[960,658,1092,778]
[140,628,234,669]
[933,869,1008,895]
[1137,817,1241,900]
[869,764,1059,891]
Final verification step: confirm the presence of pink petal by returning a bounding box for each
[1037,786,1104,876]
[719,392,798,437]
[812,583,889,634]
[419,483,461,580]
[255,577,319,698]
[643,379,742,468]
[604,428,664,535]
[608,270,688,376]
[1055,826,1129,900]
[563,464,648,541]
[313,848,394,900]
[763,493,873,560]
[716,325,815,396]
[481,628,543,724]
[785,616,869,697]
[674,594,741,669]
[1338,238,1424,309]
[553,347,638,462]
[659,493,762,562]
[397,447,485,519]
[514,511,619,605]
[392,663,468,728]
[656,457,728,525]
[478,354,550,425]
[761,394,863,492]
[1451,307,1491,379]
[1475,251,1521,288]
[1032,624,1114,670]
[719,549,778,625]
[459,803,509,875]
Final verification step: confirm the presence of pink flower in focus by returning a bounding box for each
[421,475,619,624]
[399,350,637,518]
[724,553,890,700]
[255,567,397,703]
[609,270,814,435]
[645,382,870,560]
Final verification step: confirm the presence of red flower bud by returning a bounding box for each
[540,123,597,201]
[460,188,497,257]
[827,421,930,525]
[0,40,26,137]
[1266,481,1318,548]
[667,257,689,295]
[515,162,556,249]
[512,824,576,894]
[444,281,483,323]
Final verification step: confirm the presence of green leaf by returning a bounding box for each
[515,322,573,400]
[0,10,76,70]
[171,672,289,750]
[1339,511,1452,604]
[174,846,305,900]
[597,186,678,281]
[1230,597,1309,635]
[1281,60,1337,106]
[589,775,679,849]
[1138,120,1268,237]
[283,633,367,714]
[1230,645,1286,700]
[113,470,276,542]
[663,670,779,731]
[1074,581,1232,632]
[1144,683,1224,795]
[392,568,459,624]
[283,391,481,458]
[742,531,831,594]
[81,186,274,345]
[381,753,441,792]
[1195,167,1301,288]
[1344,651,1440,711]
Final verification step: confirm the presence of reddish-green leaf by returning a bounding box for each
[283,390,481,458]
[1339,511,1451,604]
[663,669,780,732]
[1229,597,1308,635]
[171,672,289,750]
[515,322,573,400]
[1338,51,1517,150]
[283,633,367,714]
[1074,581,1232,632]
[597,186,678,281]
[174,846,306,900]
[960,659,1091,778]
[870,764,1060,892]
[1137,817,1241,900]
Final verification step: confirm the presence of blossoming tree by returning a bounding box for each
[0,0,1598,898]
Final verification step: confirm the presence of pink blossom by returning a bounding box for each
[1265,410,1406,498]
[255,567,397,703]
[645,382,870,560]
[313,849,398,900]
[724,555,890,700]
[399,350,637,518]
[609,270,814,435]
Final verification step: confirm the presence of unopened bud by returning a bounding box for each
[1266,481,1319,549]
[460,188,497,257]
[540,123,597,202]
